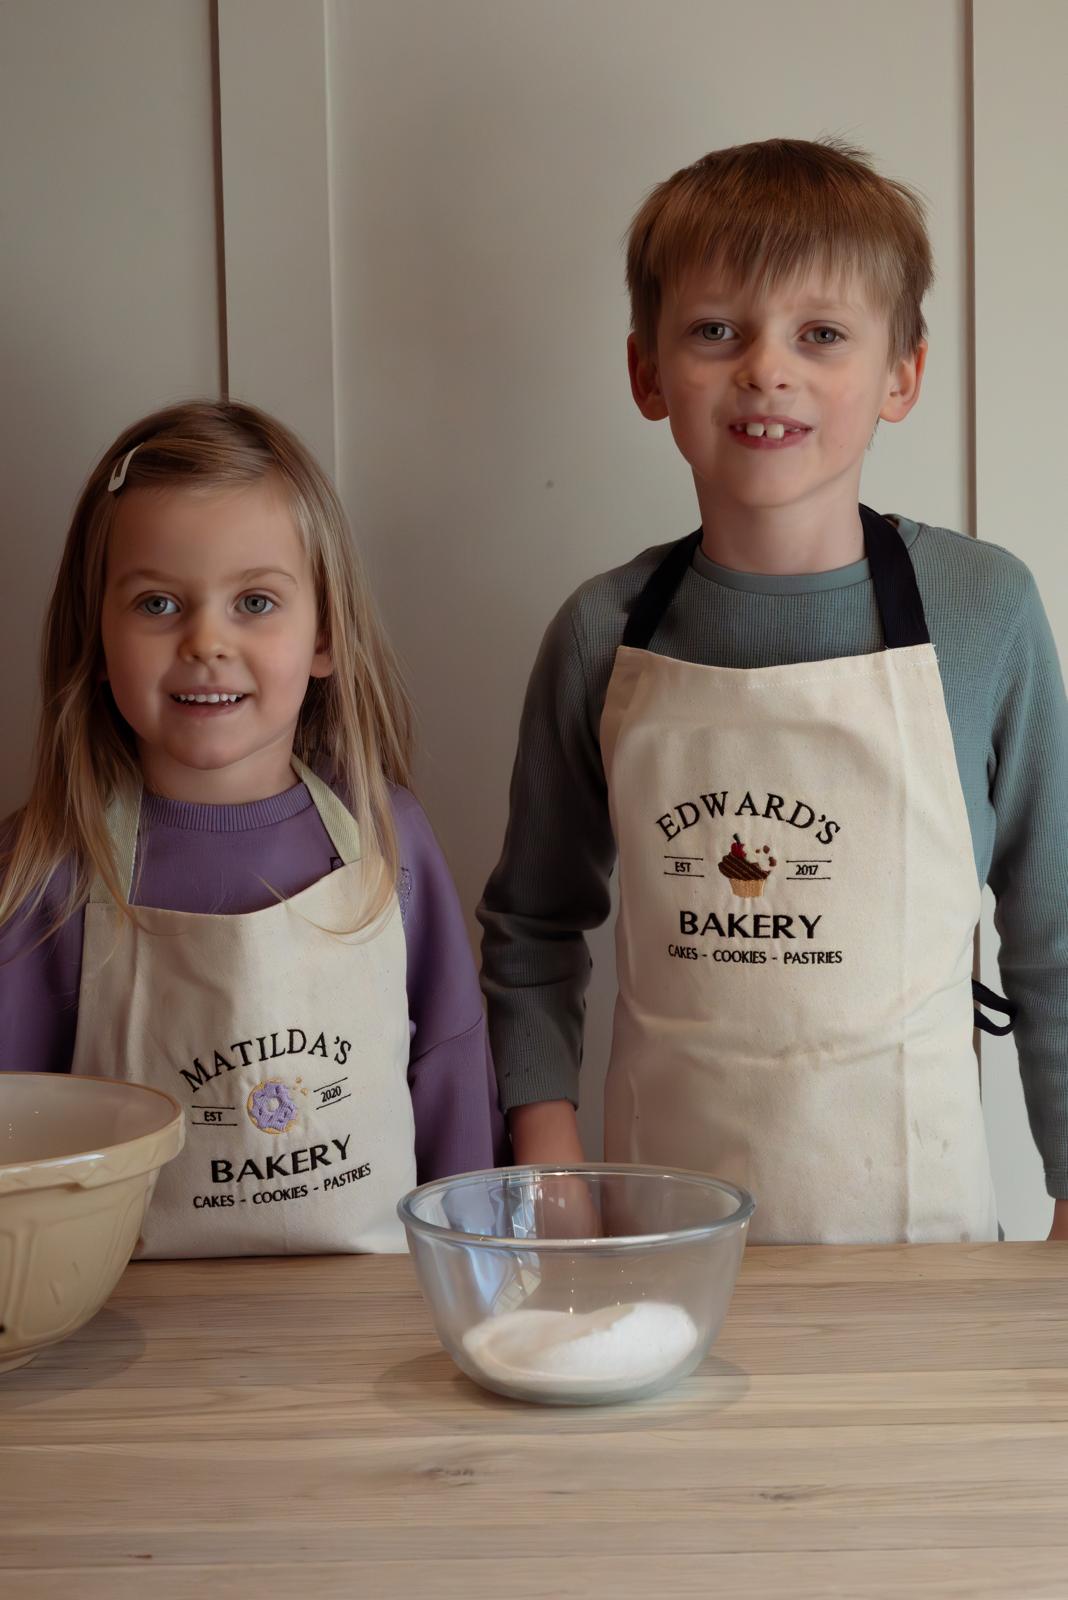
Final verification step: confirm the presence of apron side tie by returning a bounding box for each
[972,978,1018,1036]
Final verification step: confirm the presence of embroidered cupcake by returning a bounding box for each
[717,835,777,899]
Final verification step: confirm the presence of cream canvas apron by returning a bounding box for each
[72,760,415,1257]
[601,507,1011,1244]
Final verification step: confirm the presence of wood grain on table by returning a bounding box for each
[1,1245,1066,1599]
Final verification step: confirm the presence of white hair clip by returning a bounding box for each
[107,446,140,492]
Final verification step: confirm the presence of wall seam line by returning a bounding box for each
[209,0,230,399]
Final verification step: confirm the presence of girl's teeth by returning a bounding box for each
[743,421,789,439]
[174,693,244,704]
[745,422,766,437]
[765,423,786,440]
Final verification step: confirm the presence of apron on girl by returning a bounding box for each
[72,760,415,1257]
[600,506,1007,1245]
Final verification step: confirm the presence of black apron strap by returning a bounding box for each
[622,530,702,650]
[859,503,930,648]
[972,979,1018,1037]
[622,507,931,653]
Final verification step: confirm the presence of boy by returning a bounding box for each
[478,138,1068,1244]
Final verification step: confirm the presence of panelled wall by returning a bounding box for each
[1,0,1063,1234]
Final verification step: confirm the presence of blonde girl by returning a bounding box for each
[1,400,505,1256]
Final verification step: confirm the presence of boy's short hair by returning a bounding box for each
[626,138,932,364]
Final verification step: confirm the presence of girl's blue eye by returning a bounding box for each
[140,596,178,617]
[240,594,275,616]
[699,322,735,342]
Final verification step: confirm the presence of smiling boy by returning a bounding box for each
[478,139,1068,1244]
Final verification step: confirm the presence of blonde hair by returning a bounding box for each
[0,399,412,939]
[626,137,933,363]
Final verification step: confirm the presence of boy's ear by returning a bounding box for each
[880,339,927,425]
[628,333,669,421]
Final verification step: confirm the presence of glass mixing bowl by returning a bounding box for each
[398,1164,753,1405]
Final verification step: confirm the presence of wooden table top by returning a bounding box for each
[1,1244,1066,1599]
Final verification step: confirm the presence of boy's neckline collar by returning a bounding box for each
[690,514,922,596]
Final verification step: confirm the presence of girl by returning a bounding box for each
[0,400,506,1256]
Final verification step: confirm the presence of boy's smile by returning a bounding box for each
[101,478,332,805]
[628,268,925,570]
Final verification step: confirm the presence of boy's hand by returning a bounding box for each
[508,1099,585,1166]
[1048,1200,1068,1241]
[507,1101,600,1238]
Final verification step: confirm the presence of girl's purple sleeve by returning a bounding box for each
[393,789,509,1180]
[0,844,83,1073]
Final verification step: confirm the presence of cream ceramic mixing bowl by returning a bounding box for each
[0,1073,184,1372]
[398,1164,753,1405]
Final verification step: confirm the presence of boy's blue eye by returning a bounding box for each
[699,323,734,342]
[240,594,275,616]
[140,596,178,617]
[806,327,843,345]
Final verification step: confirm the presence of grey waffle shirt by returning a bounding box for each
[477,516,1068,1200]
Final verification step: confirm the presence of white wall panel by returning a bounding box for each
[0,0,221,818]
[216,0,337,472]
[972,0,1067,1238]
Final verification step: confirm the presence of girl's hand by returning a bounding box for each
[1048,1199,1068,1241]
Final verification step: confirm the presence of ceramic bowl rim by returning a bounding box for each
[0,1074,184,1193]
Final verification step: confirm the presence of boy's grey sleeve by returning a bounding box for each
[477,597,616,1112]
[985,573,1068,1199]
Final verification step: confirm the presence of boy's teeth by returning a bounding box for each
[745,422,766,436]
[743,421,789,439]
[765,422,786,440]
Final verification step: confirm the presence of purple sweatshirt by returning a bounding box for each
[0,780,508,1181]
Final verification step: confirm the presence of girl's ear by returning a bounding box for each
[310,634,333,679]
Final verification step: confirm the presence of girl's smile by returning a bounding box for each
[168,691,250,714]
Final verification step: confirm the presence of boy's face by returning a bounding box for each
[628,266,925,519]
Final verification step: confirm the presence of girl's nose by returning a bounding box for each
[177,611,233,664]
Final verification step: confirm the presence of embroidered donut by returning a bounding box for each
[247,1078,301,1135]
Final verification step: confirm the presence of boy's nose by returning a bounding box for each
[735,336,792,392]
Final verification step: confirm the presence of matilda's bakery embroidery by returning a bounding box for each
[717,835,777,899]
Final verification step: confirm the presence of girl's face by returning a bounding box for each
[101,478,332,804]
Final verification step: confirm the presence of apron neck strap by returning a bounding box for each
[88,783,144,905]
[88,757,362,906]
[290,758,362,864]
[622,505,930,653]
[858,503,930,648]
[622,530,703,650]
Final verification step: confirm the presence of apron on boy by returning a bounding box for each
[72,760,415,1257]
[600,506,1008,1245]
